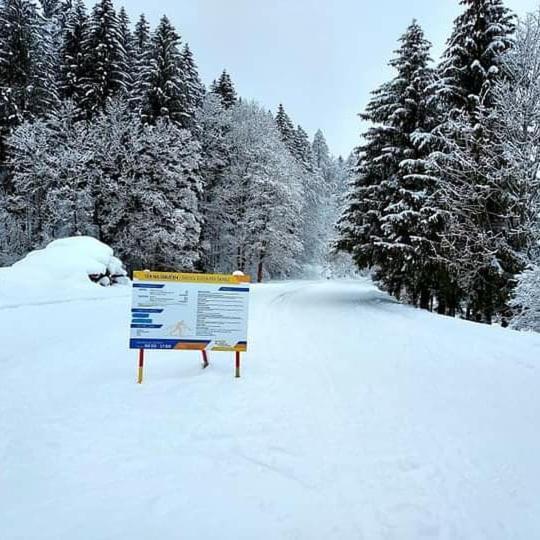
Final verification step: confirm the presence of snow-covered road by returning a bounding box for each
[1,279,540,539]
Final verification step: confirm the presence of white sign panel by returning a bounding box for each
[130,272,250,351]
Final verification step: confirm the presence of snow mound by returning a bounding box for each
[0,237,129,309]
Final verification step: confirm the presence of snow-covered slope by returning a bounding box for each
[1,279,539,539]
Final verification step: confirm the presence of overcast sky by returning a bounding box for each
[108,0,539,157]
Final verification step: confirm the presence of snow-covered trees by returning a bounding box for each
[59,0,88,107]
[430,0,521,322]
[274,104,340,269]
[199,100,304,280]
[181,44,205,130]
[335,1,540,326]
[5,99,203,271]
[117,7,135,96]
[7,101,95,253]
[0,0,59,160]
[138,16,187,125]
[511,258,540,331]
[1,1,321,278]
[80,0,127,116]
[435,0,515,114]
[137,16,203,130]
[502,10,540,330]
[89,101,203,270]
[337,20,440,307]
[3,0,536,330]
[312,130,350,271]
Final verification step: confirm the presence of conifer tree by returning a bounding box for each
[196,93,231,270]
[212,70,237,109]
[133,13,150,53]
[118,7,135,97]
[139,15,187,125]
[376,20,441,308]
[80,0,127,117]
[312,129,330,170]
[436,0,515,115]
[337,20,440,306]
[180,43,205,130]
[130,13,151,110]
[0,0,59,163]
[39,0,71,49]
[431,0,517,321]
[275,103,297,152]
[59,0,88,107]
[275,104,331,266]
[311,129,345,265]
[294,125,314,172]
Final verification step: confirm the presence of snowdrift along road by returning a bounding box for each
[1,279,540,539]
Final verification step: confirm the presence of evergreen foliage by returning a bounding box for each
[211,70,237,109]
[59,0,88,107]
[139,16,187,125]
[80,0,127,116]
[337,20,440,307]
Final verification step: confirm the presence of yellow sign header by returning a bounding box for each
[133,271,251,284]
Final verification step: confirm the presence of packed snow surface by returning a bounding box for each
[1,279,540,539]
[0,236,126,308]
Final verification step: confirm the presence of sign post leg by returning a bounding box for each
[235,351,241,378]
[137,349,144,384]
[202,350,209,369]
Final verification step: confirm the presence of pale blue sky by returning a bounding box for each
[104,0,539,156]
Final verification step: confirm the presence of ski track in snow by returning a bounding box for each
[1,279,540,539]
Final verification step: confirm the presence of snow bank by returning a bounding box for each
[0,236,129,308]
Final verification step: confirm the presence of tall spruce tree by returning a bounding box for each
[39,0,71,52]
[59,0,88,107]
[432,0,517,321]
[180,44,205,130]
[118,7,135,98]
[275,103,297,152]
[0,0,59,164]
[80,0,127,117]
[312,129,346,267]
[275,104,331,266]
[212,70,237,109]
[294,125,315,172]
[312,129,330,170]
[133,13,150,52]
[295,124,327,264]
[139,16,188,125]
[377,21,441,308]
[130,13,151,110]
[337,20,440,306]
[436,0,515,115]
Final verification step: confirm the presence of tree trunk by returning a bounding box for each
[437,297,446,315]
[419,289,430,310]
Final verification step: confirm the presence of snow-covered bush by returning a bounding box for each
[510,262,540,332]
